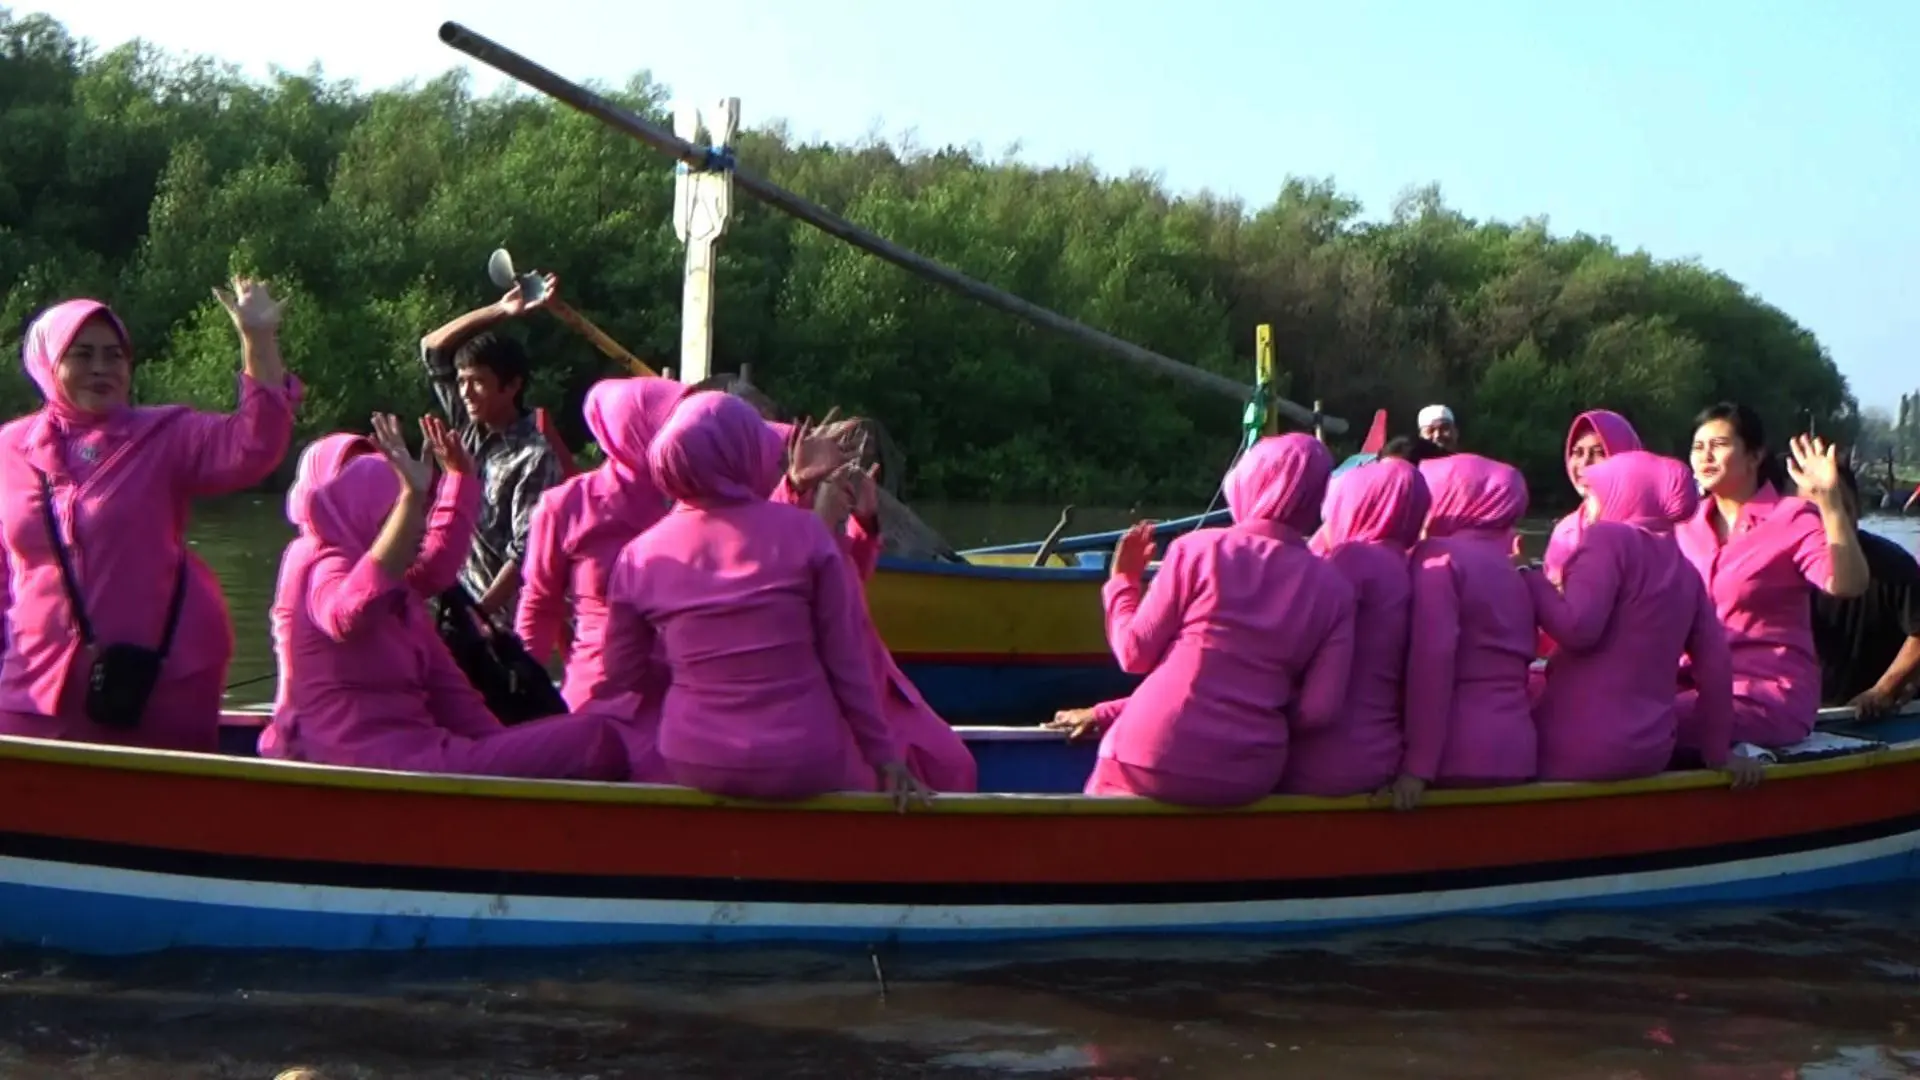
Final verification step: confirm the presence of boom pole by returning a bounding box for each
[436,22,1347,435]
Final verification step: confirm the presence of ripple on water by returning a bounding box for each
[0,886,1914,1077]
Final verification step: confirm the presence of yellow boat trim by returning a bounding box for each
[2,734,1914,816]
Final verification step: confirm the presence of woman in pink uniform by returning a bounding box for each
[1280,457,1428,796]
[809,465,978,792]
[259,416,480,757]
[1542,410,1642,580]
[1525,451,1759,785]
[267,433,626,778]
[516,377,688,714]
[1678,403,1867,749]
[1081,434,1357,807]
[1393,454,1537,808]
[0,282,300,751]
[601,393,929,807]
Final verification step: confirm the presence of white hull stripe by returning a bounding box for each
[2,830,1916,934]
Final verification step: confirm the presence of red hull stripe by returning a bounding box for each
[2,813,1915,906]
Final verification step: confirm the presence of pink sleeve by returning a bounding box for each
[1684,580,1736,767]
[1526,541,1621,652]
[410,470,481,598]
[1294,580,1356,731]
[1101,541,1190,675]
[1786,502,1837,590]
[1090,697,1128,725]
[769,476,807,508]
[420,631,505,738]
[514,491,570,663]
[173,374,302,497]
[598,550,659,698]
[305,548,404,643]
[844,512,882,581]
[1401,549,1460,782]
[809,532,900,769]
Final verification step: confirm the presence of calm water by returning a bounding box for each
[21,498,1911,1077]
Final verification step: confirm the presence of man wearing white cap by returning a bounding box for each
[1418,405,1459,450]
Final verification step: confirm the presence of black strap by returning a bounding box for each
[35,470,189,657]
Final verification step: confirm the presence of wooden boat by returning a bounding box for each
[876,452,1385,721]
[4,708,1912,955]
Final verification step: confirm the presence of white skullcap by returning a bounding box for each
[1417,405,1455,429]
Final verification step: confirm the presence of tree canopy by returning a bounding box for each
[0,10,1858,506]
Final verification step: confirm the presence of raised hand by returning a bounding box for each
[212,277,285,335]
[813,469,855,532]
[1110,521,1157,581]
[371,413,435,494]
[849,461,880,523]
[786,408,852,491]
[420,414,472,475]
[497,272,560,317]
[1785,434,1843,505]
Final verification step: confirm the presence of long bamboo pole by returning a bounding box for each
[436,22,1348,436]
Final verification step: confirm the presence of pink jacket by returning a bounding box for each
[266,455,621,777]
[1527,452,1735,780]
[0,299,299,747]
[1282,457,1428,796]
[1406,455,1537,786]
[602,394,900,781]
[1543,410,1642,579]
[1676,482,1834,748]
[1094,435,1356,804]
[262,433,479,747]
[516,377,688,709]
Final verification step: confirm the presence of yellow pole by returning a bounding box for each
[1255,324,1280,436]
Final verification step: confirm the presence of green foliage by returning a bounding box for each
[0,10,1857,506]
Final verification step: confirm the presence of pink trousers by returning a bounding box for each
[1084,756,1268,808]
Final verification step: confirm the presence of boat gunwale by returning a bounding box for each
[0,729,1913,816]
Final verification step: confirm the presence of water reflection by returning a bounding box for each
[1,888,1915,1077]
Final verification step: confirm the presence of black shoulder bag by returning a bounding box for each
[432,584,568,726]
[36,471,189,730]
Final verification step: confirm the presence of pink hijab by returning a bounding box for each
[1584,451,1697,532]
[1420,454,1529,539]
[648,392,784,505]
[582,376,689,523]
[1223,434,1333,535]
[307,455,401,555]
[285,433,377,531]
[1318,457,1431,551]
[1565,410,1641,490]
[21,299,133,429]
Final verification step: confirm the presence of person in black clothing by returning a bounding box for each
[1377,434,1453,465]
[1811,459,1920,717]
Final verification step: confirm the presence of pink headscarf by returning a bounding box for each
[21,299,132,428]
[1584,451,1697,533]
[647,392,784,505]
[583,376,690,525]
[584,377,688,475]
[1565,410,1641,489]
[285,433,377,531]
[1223,434,1333,534]
[307,454,401,555]
[1318,457,1431,551]
[1420,454,1530,539]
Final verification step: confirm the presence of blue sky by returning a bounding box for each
[26,0,1919,409]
